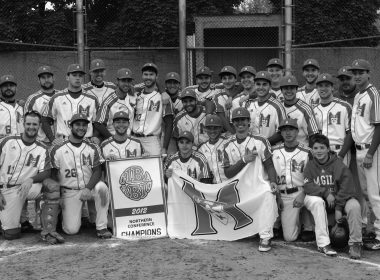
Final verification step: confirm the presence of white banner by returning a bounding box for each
[107,157,167,240]
[167,163,278,241]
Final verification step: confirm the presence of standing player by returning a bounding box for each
[297,58,321,108]
[101,111,143,160]
[0,111,63,244]
[173,89,208,147]
[266,58,285,102]
[334,66,358,106]
[223,107,278,252]
[83,59,116,106]
[0,78,17,138]
[243,71,286,145]
[280,75,319,147]
[313,73,353,165]
[165,72,182,115]
[164,131,212,183]
[42,64,99,145]
[132,63,173,155]
[350,59,380,250]
[50,113,111,238]
[197,115,228,184]
[94,68,135,140]
[186,66,221,103]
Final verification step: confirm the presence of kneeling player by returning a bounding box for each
[304,134,362,258]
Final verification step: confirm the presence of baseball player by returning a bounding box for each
[50,113,111,238]
[243,71,286,145]
[304,134,362,258]
[197,115,228,184]
[165,72,182,115]
[42,64,99,145]
[334,66,359,106]
[83,59,116,106]
[313,73,353,165]
[297,58,321,108]
[132,63,173,155]
[350,59,380,250]
[101,111,143,160]
[0,78,18,138]
[0,75,24,134]
[94,68,135,139]
[173,89,208,147]
[280,75,319,147]
[164,131,212,183]
[223,107,277,252]
[266,58,285,102]
[0,111,63,244]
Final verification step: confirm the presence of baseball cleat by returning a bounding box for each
[258,238,272,252]
[97,228,112,239]
[318,245,337,256]
[349,243,362,259]
[364,238,380,250]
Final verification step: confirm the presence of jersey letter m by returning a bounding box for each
[148,100,160,112]
[26,154,40,167]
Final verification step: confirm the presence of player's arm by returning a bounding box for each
[367,124,380,156]
[334,164,357,212]
[223,149,247,179]
[85,165,102,190]
[262,157,277,184]
[30,169,51,183]
[268,132,283,146]
[338,131,353,159]
[42,116,55,142]
[93,122,112,139]
[162,114,173,152]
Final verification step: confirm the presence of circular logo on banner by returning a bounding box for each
[119,166,152,201]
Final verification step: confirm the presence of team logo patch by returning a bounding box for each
[291,159,305,173]
[79,105,90,117]
[328,111,341,125]
[356,102,366,117]
[119,165,152,201]
[148,100,160,112]
[259,114,271,127]
[82,154,93,166]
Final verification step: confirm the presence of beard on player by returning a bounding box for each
[40,81,54,91]
[1,88,16,99]
[71,122,88,140]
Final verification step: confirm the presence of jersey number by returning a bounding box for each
[7,165,15,175]
[276,175,286,185]
[6,125,11,134]
[182,178,253,235]
[65,169,77,178]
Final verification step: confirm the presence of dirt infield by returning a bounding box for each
[1,228,379,280]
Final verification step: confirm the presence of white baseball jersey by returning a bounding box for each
[243,96,286,138]
[24,90,56,142]
[214,91,231,120]
[164,150,211,181]
[95,91,135,135]
[314,98,352,146]
[185,85,221,102]
[351,84,380,144]
[132,90,173,136]
[0,136,50,186]
[171,97,183,115]
[297,86,320,108]
[44,89,99,138]
[0,101,17,138]
[197,136,229,183]
[271,88,284,103]
[15,103,24,134]
[284,99,319,147]
[51,140,104,189]
[101,136,143,159]
[173,106,208,146]
[82,81,116,107]
[272,143,311,190]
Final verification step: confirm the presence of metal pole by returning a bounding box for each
[284,0,292,75]
[179,0,187,86]
[76,0,85,68]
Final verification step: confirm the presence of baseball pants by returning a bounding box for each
[0,183,42,230]
[356,147,380,240]
[344,198,362,245]
[61,181,109,235]
[138,135,162,156]
[280,190,302,242]
[257,192,276,240]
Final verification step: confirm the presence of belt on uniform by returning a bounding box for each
[355,144,371,150]
[132,133,154,138]
[0,184,19,189]
[330,145,341,150]
[280,187,299,194]
[62,186,81,191]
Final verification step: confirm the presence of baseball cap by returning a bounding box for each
[0,75,17,86]
[350,59,371,71]
[180,88,197,100]
[219,66,237,78]
[67,63,85,74]
[90,59,106,72]
[316,73,334,85]
[117,68,133,79]
[302,58,320,70]
[205,115,222,127]
[267,58,284,69]
[337,66,353,78]
[165,72,180,83]
[178,131,194,142]
[37,65,53,77]
[142,62,158,74]
[239,66,256,77]
[279,118,298,130]
[70,113,90,125]
[254,71,272,83]
[279,75,298,87]
[196,66,212,77]
[231,107,250,120]
[113,111,129,121]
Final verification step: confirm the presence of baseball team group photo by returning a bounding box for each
[2,0,380,279]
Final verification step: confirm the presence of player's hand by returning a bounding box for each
[52,138,64,147]
[326,193,335,209]
[90,137,101,145]
[18,178,34,201]
[162,91,170,105]
[276,193,284,211]
[225,96,233,110]
[17,99,26,107]
[243,150,257,163]
[293,192,305,208]
[239,95,249,106]
[0,193,6,211]
[165,167,173,178]
[80,188,92,201]
[363,153,373,169]
[335,209,343,223]
[270,182,278,194]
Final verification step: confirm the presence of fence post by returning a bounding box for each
[179,0,187,86]
[76,0,85,68]
[284,0,292,75]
